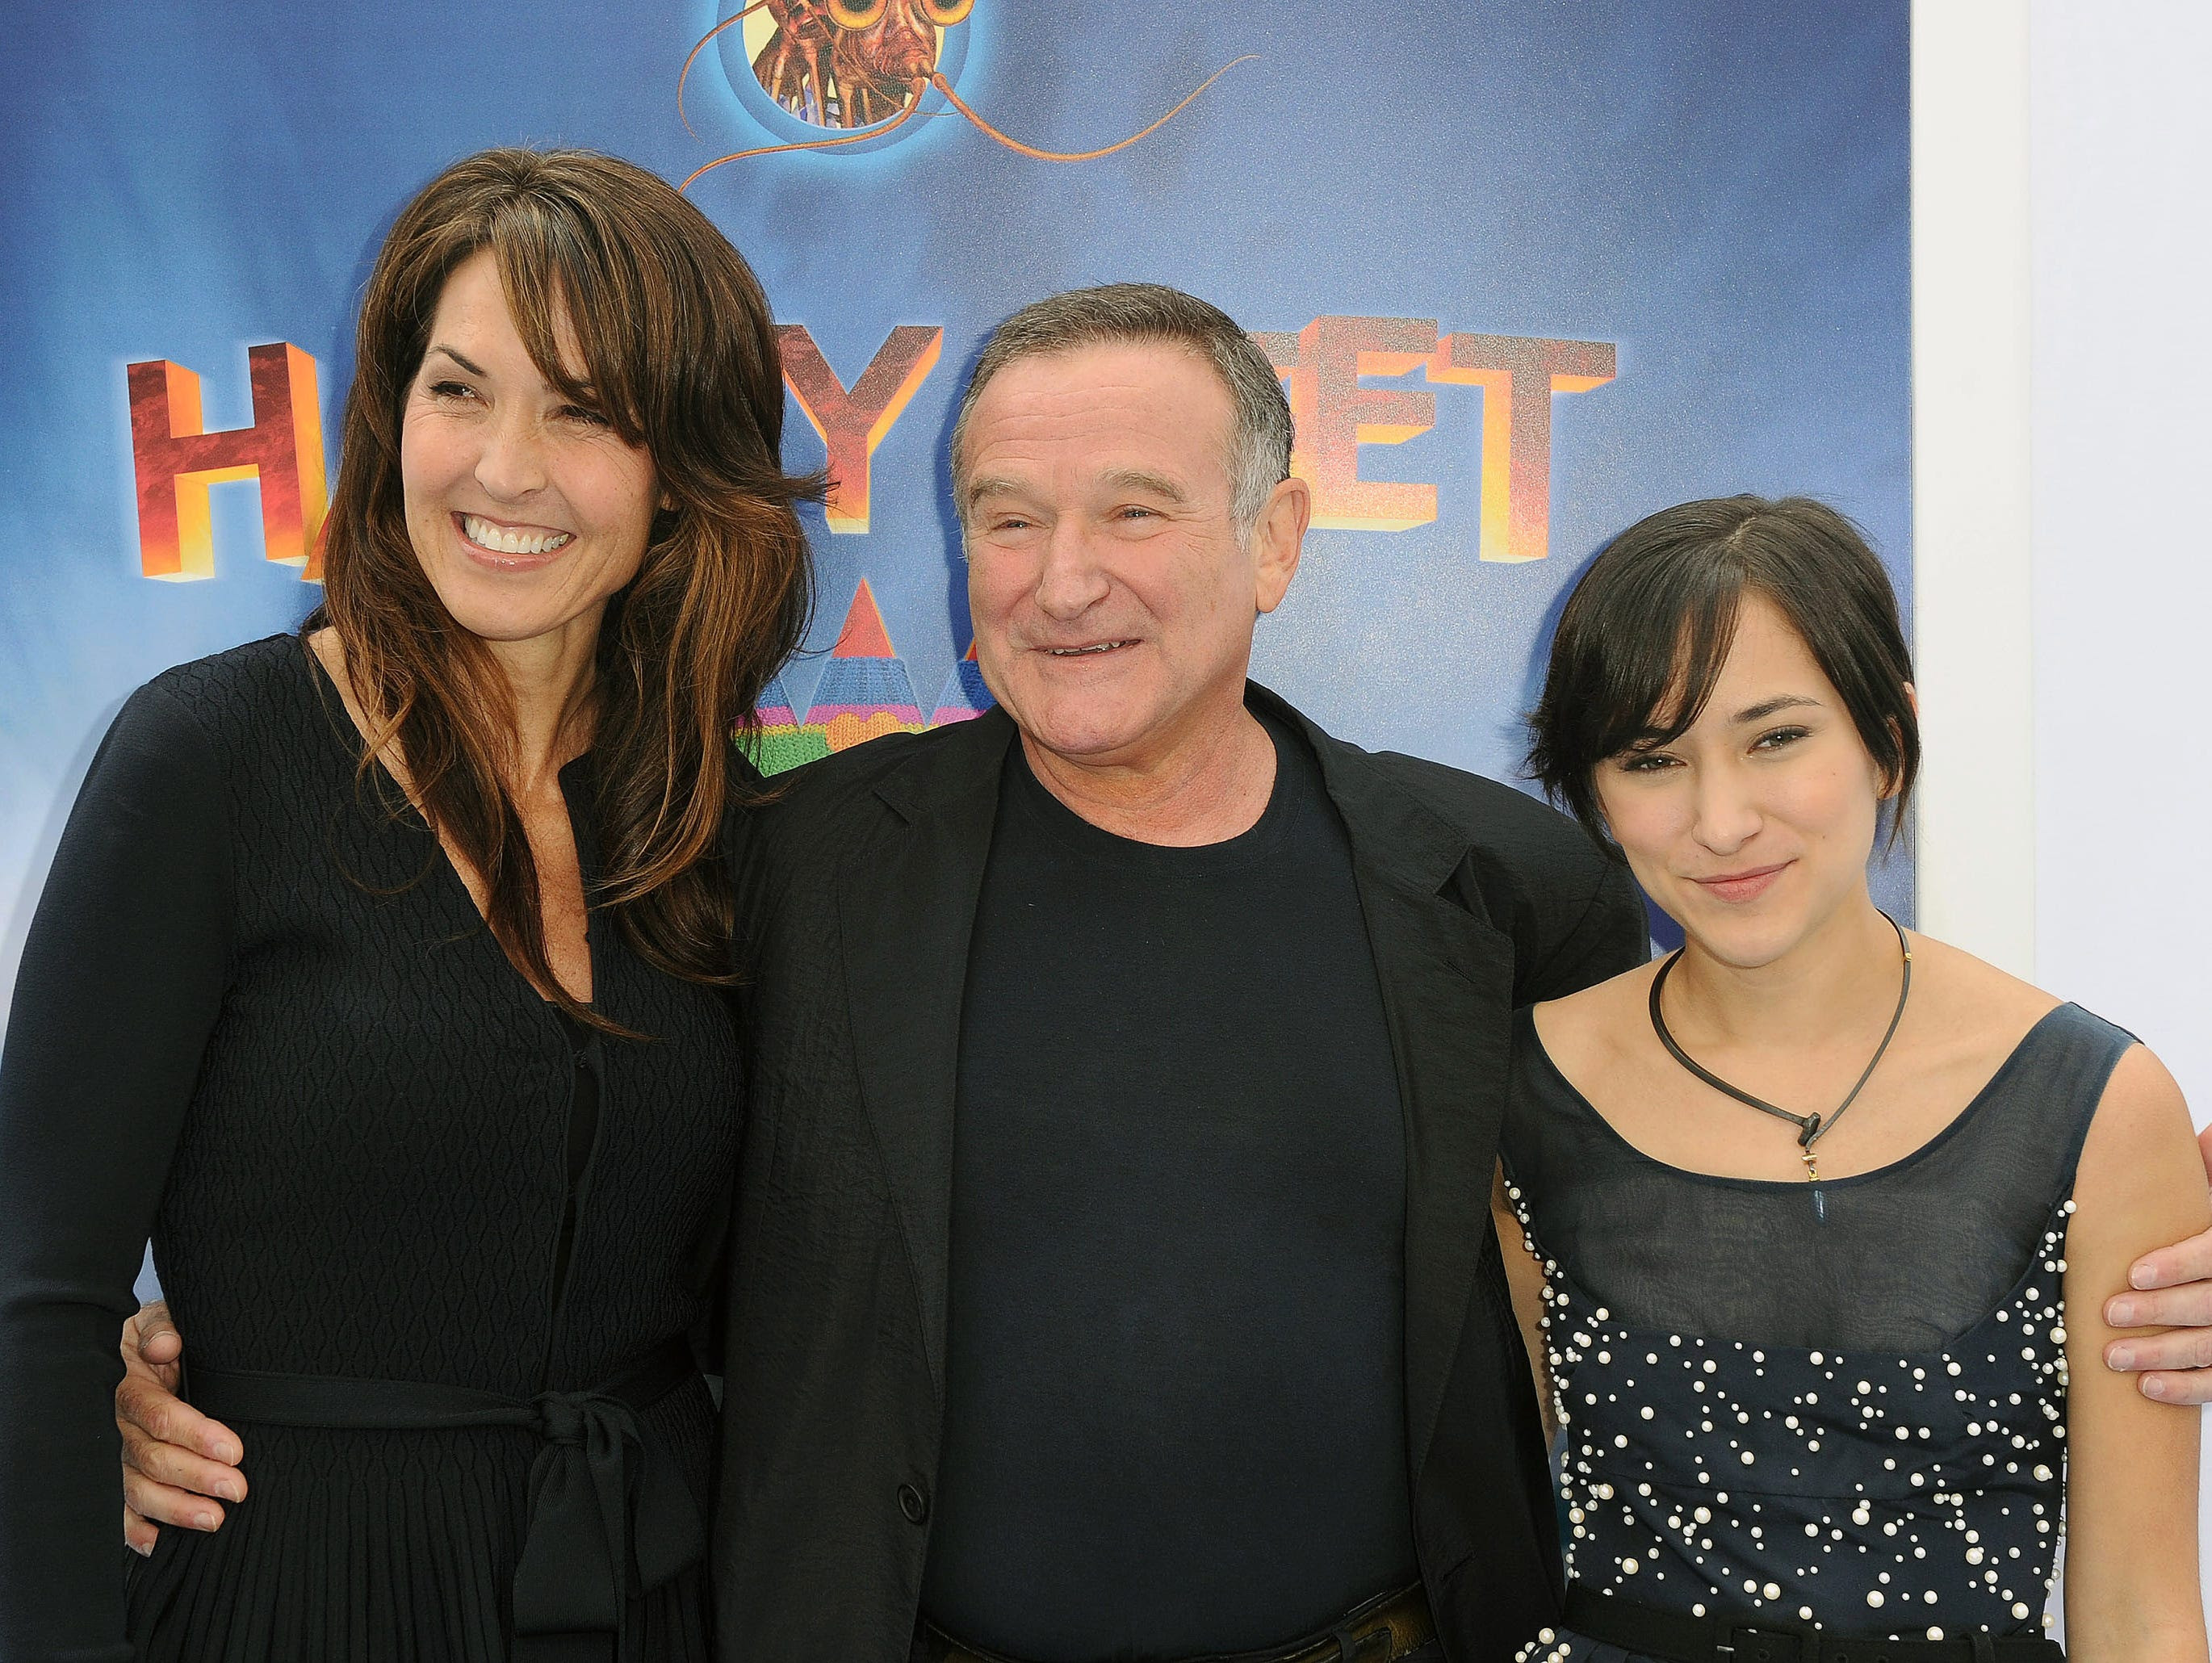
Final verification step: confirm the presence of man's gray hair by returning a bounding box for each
[949,283,1294,546]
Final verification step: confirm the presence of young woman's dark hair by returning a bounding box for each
[316,147,819,1028]
[1526,494,1917,851]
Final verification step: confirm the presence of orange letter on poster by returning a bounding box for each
[1253,317,1439,531]
[128,343,329,581]
[777,325,942,534]
[1426,333,1615,563]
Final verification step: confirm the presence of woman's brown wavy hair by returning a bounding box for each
[314,147,816,1030]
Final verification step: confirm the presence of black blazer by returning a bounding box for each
[714,686,1649,1663]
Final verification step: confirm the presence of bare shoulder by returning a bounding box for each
[1897,930,2060,1040]
[1530,956,1663,1078]
[2075,1043,2203,1224]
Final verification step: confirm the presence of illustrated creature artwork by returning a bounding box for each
[677,0,1254,182]
[752,0,970,130]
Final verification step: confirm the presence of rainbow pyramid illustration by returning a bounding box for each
[739,580,982,777]
[740,671,830,776]
[754,673,798,729]
[929,640,994,726]
[804,579,925,752]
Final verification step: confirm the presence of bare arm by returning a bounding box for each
[1492,1162,1556,1443]
[2060,1045,2209,1661]
[2101,1124,2212,1401]
[116,1301,244,1553]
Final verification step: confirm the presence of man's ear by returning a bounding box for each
[1253,475,1311,616]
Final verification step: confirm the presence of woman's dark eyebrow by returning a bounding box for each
[423,346,597,401]
[424,345,485,375]
[1732,693,1821,723]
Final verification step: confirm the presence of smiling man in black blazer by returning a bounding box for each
[713,283,1649,1663]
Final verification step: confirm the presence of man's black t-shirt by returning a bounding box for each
[920,711,1418,1661]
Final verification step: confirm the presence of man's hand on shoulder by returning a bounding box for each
[117,1301,245,1553]
[2102,1122,2212,1403]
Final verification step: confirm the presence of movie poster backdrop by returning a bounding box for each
[0,3,1909,1033]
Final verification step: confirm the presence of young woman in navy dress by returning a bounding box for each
[1501,497,2206,1662]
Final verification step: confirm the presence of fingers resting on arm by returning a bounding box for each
[116,1300,245,1550]
[2101,1124,2212,1402]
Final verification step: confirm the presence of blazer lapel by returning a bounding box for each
[1271,691,1518,1489]
[836,712,1016,1395]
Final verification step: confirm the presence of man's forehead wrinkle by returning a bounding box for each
[960,346,1242,521]
[970,387,1203,438]
[978,346,1234,425]
[965,451,1215,508]
[965,421,1212,484]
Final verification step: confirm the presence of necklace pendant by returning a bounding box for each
[1645,911,1912,1179]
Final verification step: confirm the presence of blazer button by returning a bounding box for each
[897,1482,928,1525]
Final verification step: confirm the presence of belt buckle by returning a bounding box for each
[1337,1624,1394,1663]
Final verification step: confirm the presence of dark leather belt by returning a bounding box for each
[1562,1588,2065,1663]
[188,1337,704,1663]
[917,1581,1435,1663]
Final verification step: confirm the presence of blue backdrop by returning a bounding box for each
[0,0,1911,1000]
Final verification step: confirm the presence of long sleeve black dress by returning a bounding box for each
[0,633,739,1662]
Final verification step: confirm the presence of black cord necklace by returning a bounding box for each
[1647,910,1912,1192]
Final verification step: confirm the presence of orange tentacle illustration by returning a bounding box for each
[678,0,780,139]
[928,55,1257,162]
[681,85,928,188]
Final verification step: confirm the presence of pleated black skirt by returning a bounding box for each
[123,1376,715,1662]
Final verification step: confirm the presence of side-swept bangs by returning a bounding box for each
[320,149,819,1031]
[1527,495,1917,852]
[361,153,794,494]
[486,212,652,446]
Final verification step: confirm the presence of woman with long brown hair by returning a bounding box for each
[0,148,813,1660]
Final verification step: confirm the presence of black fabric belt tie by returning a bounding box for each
[1562,1590,2065,1663]
[187,1337,703,1663]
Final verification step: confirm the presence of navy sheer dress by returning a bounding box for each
[1500,1001,2134,1661]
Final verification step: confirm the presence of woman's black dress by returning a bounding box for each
[0,635,739,1662]
[1499,1001,2134,1661]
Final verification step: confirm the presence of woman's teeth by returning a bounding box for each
[462,514,572,556]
